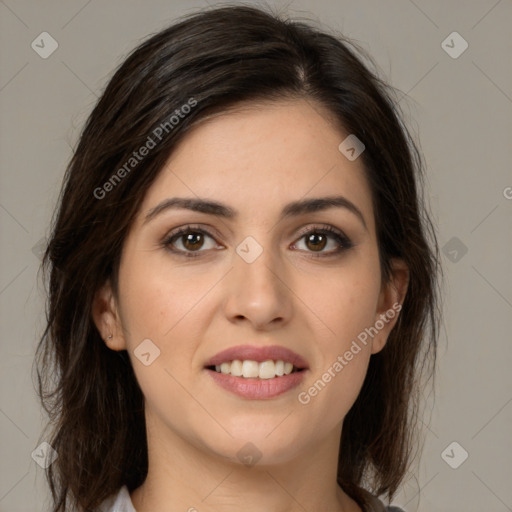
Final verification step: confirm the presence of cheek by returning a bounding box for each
[119,278,172,340]
[302,262,381,350]
[117,254,212,385]
[307,351,371,431]
[298,298,375,429]
[294,260,380,419]
[118,252,202,340]
[117,261,203,419]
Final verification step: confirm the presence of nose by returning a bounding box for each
[222,240,294,330]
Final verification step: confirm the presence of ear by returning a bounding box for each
[91,280,127,351]
[370,258,409,354]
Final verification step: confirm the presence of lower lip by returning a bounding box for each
[205,369,307,399]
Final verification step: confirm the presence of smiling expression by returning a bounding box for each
[93,97,407,466]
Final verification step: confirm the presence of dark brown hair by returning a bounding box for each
[34,4,441,511]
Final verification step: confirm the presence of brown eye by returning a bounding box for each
[163,227,218,256]
[305,232,328,252]
[292,226,353,257]
[181,232,205,251]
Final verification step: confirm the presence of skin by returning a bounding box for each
[93,98,408,512]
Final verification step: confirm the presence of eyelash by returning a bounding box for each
[162,224,354,259]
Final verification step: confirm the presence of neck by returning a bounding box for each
[130,413,361,512]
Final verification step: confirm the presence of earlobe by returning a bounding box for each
[91,281,127,351]
[371,259,409,354]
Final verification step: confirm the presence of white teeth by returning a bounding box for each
[242,360,259,378]
[230,359,243,377]
[211,359,299,378]
[258,360,275,379]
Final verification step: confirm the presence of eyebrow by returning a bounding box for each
[144,195,368,230]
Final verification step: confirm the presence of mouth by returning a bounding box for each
[205,360,304,379]
[203,345,309,399]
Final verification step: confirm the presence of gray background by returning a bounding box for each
[1,1,511,511]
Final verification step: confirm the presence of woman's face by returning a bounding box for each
[95,98,406,466]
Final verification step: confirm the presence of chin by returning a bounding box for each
[200,426,306,467]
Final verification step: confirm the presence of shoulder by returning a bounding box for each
[358,487,406,512]
[95,485,136,512]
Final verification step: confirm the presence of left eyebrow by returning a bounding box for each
[143,195,368,231]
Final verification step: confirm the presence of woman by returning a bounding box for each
[35,5,441,512]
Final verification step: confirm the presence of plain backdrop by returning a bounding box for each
[1,1,511,511]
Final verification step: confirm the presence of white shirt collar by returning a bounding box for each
[97,485,136,512]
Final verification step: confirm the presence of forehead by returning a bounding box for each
[138,98,374,230]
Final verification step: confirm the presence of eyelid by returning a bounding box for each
[293,223,348,241]
[163,223,223,243]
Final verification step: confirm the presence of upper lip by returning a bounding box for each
[204,344,309,370]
